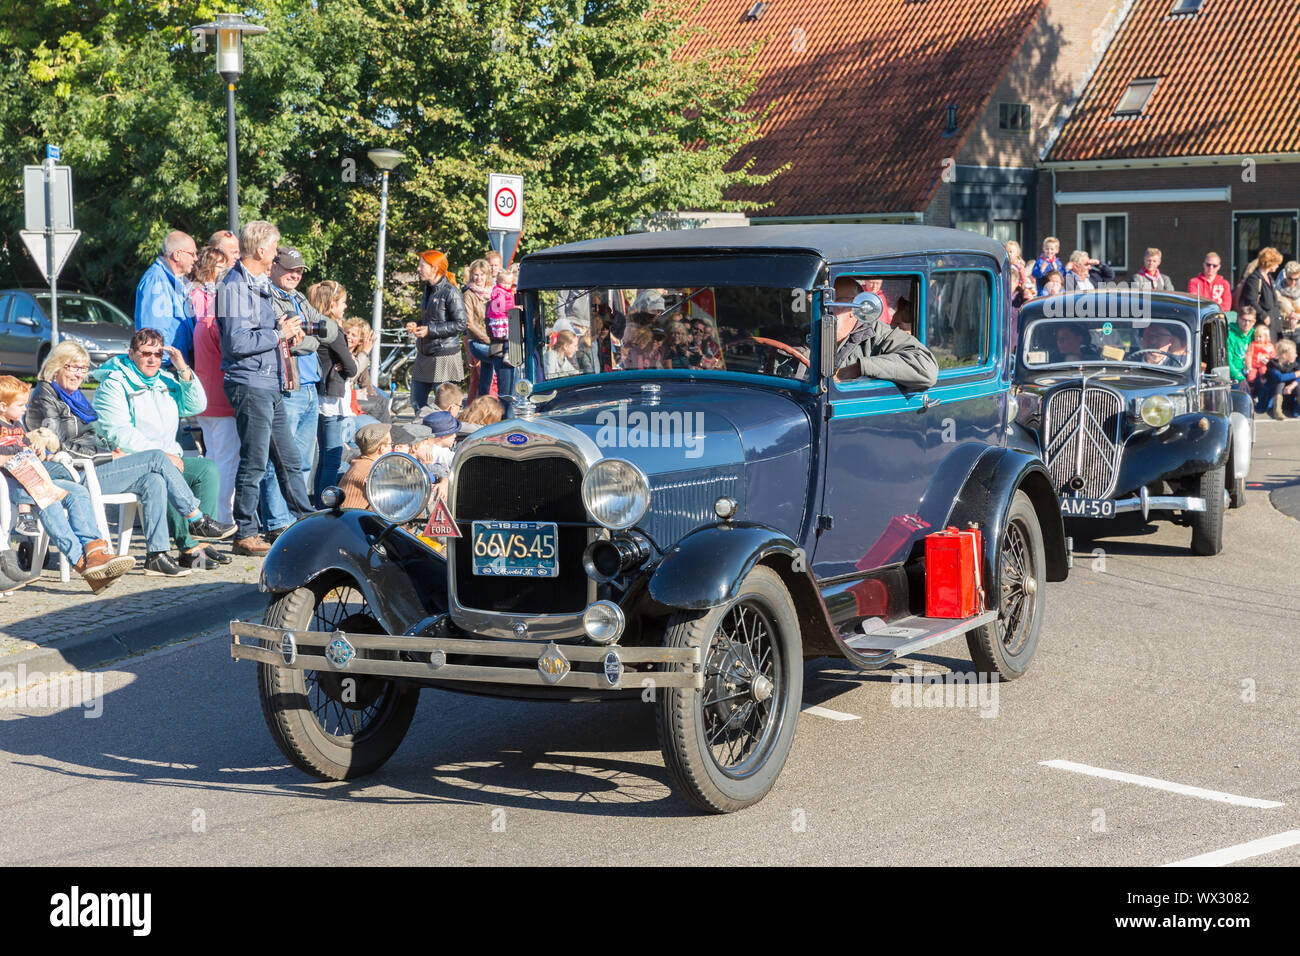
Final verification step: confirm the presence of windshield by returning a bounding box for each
[34,294,132,327]
[530,286,811,383]
[1022,317,1193,371]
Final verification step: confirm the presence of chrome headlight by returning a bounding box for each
[364,452,431,523]
[1140,394,1175,428]
[582,459,650,530]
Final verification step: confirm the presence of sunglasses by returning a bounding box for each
[1204,262,1220,267]
[135,349,165,359]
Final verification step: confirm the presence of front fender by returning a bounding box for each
[260,510,448,637]
[1112,413,1230,494]
[647,522,802,610]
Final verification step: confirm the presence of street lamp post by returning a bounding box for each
[367,148,404,393]
[191,13,268,234]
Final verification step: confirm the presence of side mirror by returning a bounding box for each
[15,314,37,328]
[1209,365,1231,383]
[506,306,524,369]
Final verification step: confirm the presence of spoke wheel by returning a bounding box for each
[257,577,419,781]
[966,490,1046,680]
[657,566,802,813]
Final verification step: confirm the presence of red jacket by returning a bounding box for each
[1244,340,1276,383]
[1188,274,1232,311]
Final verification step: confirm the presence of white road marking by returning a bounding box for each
[1165,830,1300,867]
[1039,760,1285,809]
[802,705,860,721]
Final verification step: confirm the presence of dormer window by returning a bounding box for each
[1170,0,1205,14]
[743,2,768,21]
[1113,78,1158,116]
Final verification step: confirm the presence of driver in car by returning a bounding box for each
[1133,323,1188,367]
[828,276,937,388]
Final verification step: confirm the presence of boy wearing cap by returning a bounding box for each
[338,422,391,509]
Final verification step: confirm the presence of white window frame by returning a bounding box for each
[1078,213,1128,273]
[1114,78,1159,116]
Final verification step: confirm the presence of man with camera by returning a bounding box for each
[259,247,339,541]
[217,221,315,556]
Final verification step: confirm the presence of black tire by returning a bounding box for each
[1189,465,1226,556]
[1229,463,1246,509]
[256,577,419,781]
[656,565,802,813]
[966,490,1045,681]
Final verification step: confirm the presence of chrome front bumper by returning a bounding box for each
[1111,486,1206,519]
[230,621,704,691]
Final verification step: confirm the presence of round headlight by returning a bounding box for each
[364,452,431,523]
[1141,394,1175,428]
[582,601,625,645]
[582,459,650,530]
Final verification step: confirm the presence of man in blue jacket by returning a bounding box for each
[216,220,313,555]
[134,231,198,366]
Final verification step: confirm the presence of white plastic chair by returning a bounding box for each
[72,458,140,557]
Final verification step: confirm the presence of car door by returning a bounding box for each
[813,262,939,593]
[2,293,46,373]
[0,293,13,370]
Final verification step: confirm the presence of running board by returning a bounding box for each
[841,610,998,669]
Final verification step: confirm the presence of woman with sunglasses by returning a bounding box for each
[90,329,238,574]
[25,341,235,576]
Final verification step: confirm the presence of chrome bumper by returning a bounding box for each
[229,621,704,691]
[1111,486,1206,519]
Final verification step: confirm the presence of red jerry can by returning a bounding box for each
[925,526,984,619]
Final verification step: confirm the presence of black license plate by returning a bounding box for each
[1059,497,1116,518]
[471,521,559,577]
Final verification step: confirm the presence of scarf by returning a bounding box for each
[466,282,491,303]
[52,380,96,424]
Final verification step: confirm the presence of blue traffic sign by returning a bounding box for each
[46,144,60,160]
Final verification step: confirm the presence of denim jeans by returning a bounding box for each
[94,448,200,555]
[225,381,314,541]
[478,352,517,414]
[315,413,346,505]
[7,476,98,566]
[169,456,220,551]
[259,383,318,533]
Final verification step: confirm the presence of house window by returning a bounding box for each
[1078,214,1128,272]
[1113,78,1158,116]
[992,220,1022,246]
[955,220,989,236]
[998,103,1030,131]
[1170,0,1204,13]
[1232,210,1298,282]
[928,271,991,371]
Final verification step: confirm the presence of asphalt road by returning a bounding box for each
[2,421,1297,866]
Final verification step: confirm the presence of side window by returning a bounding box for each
[927,271,991,370]
[0,294,11,324]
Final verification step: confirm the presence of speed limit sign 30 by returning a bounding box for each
[487,173,523,231]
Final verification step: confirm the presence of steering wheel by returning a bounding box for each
[1127,348,1182,366]
[749,336,810,368]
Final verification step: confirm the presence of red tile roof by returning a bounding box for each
[1048,0,1300,161]
[683,0,1047,215]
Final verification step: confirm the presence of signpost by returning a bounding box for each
[20,146,80,350]
[487,173,523,266]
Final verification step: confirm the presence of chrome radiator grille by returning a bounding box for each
[1041,386,1123,498]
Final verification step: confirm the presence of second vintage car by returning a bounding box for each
[231,225,1069,813]
[1012,291,1253,555]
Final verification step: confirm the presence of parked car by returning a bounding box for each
[1011,291,1254,555]
[230,225,1069,813]
[0,288,133,375]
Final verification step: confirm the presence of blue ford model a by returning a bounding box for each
[1011,291,1254,556]
[231,225,1069,813]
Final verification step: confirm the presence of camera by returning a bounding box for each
[303,317,329,338]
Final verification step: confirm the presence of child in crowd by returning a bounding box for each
[419,412,461,473]
[0,376,135,591]
[1040,269,1065,297]
[1262,339,1300,420]
[1031,237,1062,294]
[545,330,581,378]
[1244,325,1277,390]
[486,270,515,344]
[338,422,392,510]
[459,396,504,435]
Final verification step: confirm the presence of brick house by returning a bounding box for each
[683,0,1133,249]
[1040,0,1300,286]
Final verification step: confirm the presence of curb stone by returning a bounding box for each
[0,586,267,687]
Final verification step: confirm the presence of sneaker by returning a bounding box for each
[232,535,272,556]
[179,546,232,569]
[264,526,289,544]
[201,545,233,565]
[145,552,191,577]
[188,514,237,541]
[14,513,40,536]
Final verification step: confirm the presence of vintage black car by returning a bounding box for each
[231,225,1069,813]
[1012,291,1254,555]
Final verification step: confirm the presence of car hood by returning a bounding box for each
[1018,367,1186,392]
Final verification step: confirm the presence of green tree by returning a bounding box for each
[0,0,774,326]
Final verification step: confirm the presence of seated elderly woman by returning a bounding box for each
[25,341,235,576]
[90,329,235,572]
